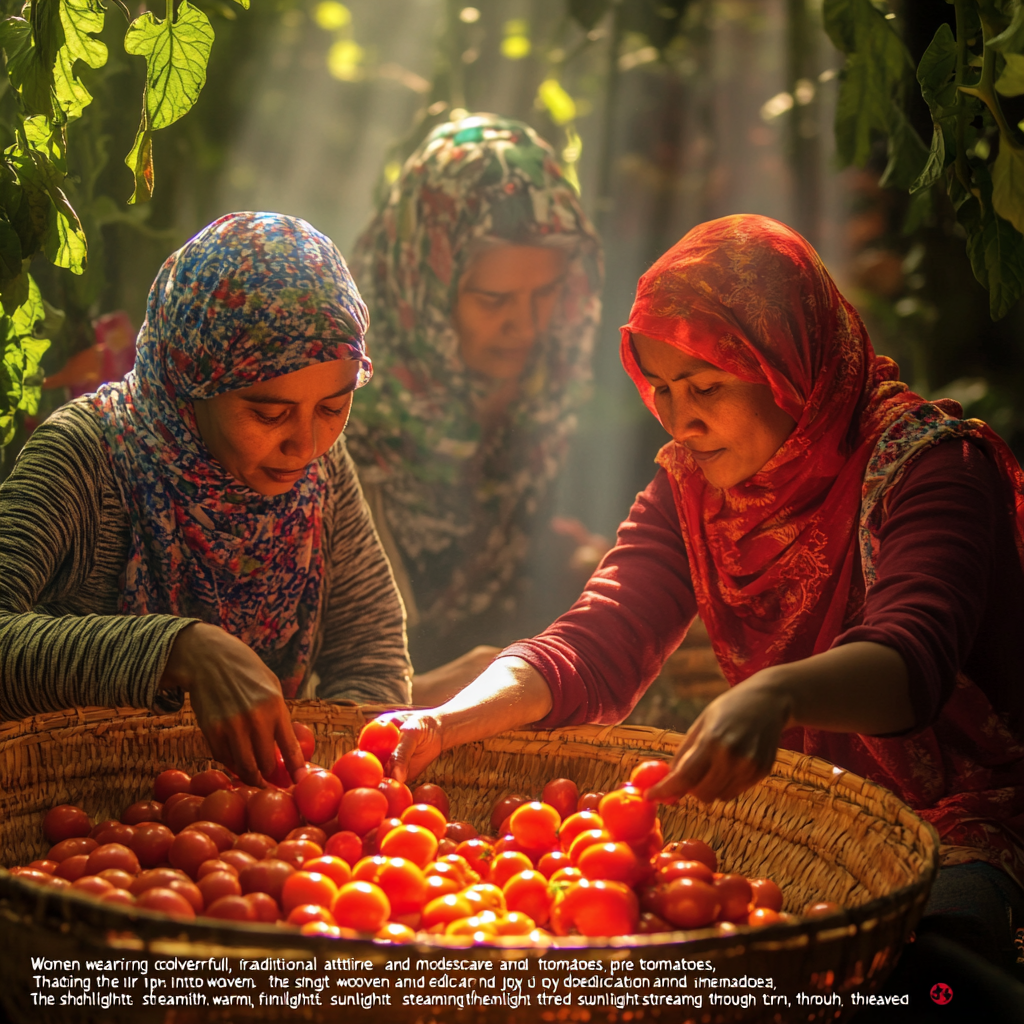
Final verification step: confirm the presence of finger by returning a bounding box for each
[249,703,281,782]
[691,747,760,805]
[389,723,420,784]
[275,708,306,780]
[222,719,264,788]
[653,738,715,802]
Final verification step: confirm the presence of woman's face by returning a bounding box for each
[453,244,568,381]
[192,359,362,496]
[632,333,796,490]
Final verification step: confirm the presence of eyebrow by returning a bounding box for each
[464,272,568,299]
[241,383,358,405]
[635,359,711,383]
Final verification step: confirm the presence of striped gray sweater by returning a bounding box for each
[0,398,412,718]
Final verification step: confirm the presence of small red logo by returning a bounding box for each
[930,983,954,1005]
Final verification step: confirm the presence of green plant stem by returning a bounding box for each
[960,17,1024,151]
[953,0,973,192]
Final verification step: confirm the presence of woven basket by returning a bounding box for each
[0,701,939,1024]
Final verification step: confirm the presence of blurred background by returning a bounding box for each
[8,0,1024,727]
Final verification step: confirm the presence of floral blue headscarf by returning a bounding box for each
[90,212,371,695]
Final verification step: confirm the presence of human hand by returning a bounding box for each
[381,710,445,785]
[646,673,791,804]
[160,623,305,787]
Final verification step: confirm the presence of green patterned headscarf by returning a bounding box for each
[347,114,603,630]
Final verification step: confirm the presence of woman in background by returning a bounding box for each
[347,115,602,703]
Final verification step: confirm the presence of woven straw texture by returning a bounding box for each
[0,701,939,1024]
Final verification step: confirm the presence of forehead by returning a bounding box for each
[232,360,361,401]
[460,244,567,292]
[632,333,719,375]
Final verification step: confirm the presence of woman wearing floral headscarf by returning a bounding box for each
[388,215,1024,970]
[0,212,411,784]
[346,115,602,696]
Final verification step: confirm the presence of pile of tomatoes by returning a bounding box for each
[7,719,839,942]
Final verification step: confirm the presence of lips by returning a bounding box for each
[263,466,307,483]
[686,448,724,463]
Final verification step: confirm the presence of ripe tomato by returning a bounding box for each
[48,837,98,862]
[376,921,415,942]
[302,921,342,938]
[424,873,460,901]
[657,859,715,885]
[567,829,611,866]
[358,719,401,763]
[444,821,477,843]
[244,891,280,922]
[578,842,639,885]
[233,832,277,860]
[665,838,717,873]
[205,895,257,922]
[660,877,721,929]
[541,779,579,821]
[463,883,506,913]
[286,826,328,846]
[43,805,92,844]
[130,868,188,895]
[135,886,195,918]
[510,802,561,850]
[352,855,387,883]
[184,821,235,853]
[400,803,447,840]
[628,760,671,793]
[433,854,478,887]
[558,811,604,851]
[337,787,388,837]
[557,879,639,937]
[536,850,570,878]
[169,830,219,879]
[198,870,242,907]
[495,912,537,937]
[197,859,238,880]
[281,871,340,914]
[86,843,140,876]
[295,770,343,826]
[292,721,316,761]
[422,892,476,930]
[100,889,135,908]
[302,856,351,888]
[502,870,551,925]
[378,779,413,818]
[55,855,90,881]
[374,858,427,916]
[411,784,450,820]
[92,822,136,847]
[804,900,842,918]
[332,881,390,932]
[286,903,337,927]
[199,790,247,834]
[265,749,294,789]
[490,795,528,833]
[190,770,233,797]
[72,875,114,897]
[331,750,384,791]
[89,819,119,839]
[239,858,295,902]
[28,860,58,874]
[749,877,783,912]
[713,874,753,922]
[219,849,257,874]
[445,913,499,939]
[164,794,204,833]
[247,790,300,842]
[576,791,605,813]
[324,830,363,865]
[154,770,192,803]
[12,868,55,885]
[638,911,673,934]
[122,801,164,826]
[489,850,533,888]
[748,907,780,926]
[598,789,656,845]
[172,881,206,914]
[274,840,324,870]
[454,838,494,877]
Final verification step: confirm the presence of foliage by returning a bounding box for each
[825,0,1024,320]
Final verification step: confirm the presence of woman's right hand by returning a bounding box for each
[382,711,445,784]
[160,622,305,787]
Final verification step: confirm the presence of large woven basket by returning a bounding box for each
[0,701,939,1024]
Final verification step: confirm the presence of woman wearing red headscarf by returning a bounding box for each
[386,215,1024,971]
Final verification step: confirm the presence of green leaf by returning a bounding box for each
[997,52,1024,96]
[0,15,57,119]
[52,0,107,119]
[992,140,1024,234]
[989,4,1024,54]
[0,271,28,315]
[0,218,22,284]
[124,121,154,204]
[910,123,946,193]
[917,23,958,111]
[879,105,929,190]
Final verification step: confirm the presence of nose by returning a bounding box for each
[503,293,538,347]
[660,390,706,445]
[279,411,318,464]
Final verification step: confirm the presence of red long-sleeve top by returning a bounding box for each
[505,440,1024,879]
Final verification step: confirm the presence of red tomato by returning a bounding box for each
[436,838,458,858]
[510,802,561,850]
[378,825,436,868]
[421,893,474,930]
[244,891,280,922]
[197,859,238,880]
[454,838,494,877]
[130,868,189,895]
[576,791,605,813]
[293,721,316,761]
[169,830,219,879]
[294,770,343,826]
[444,821,477,843]
[358,719,401,763]
[541,779,579,821]
[748,907,781,926]
[331,750,384,791]
[28,860,58,874]
[302,856,351,888]
[665,838,717,873]
[324,830,363,866]
[71,875,114,897]
[190,770,233,797]
[205,895,257,922]
[164,794,204,834]
[219,849,257,874]
[557,879,639,937]
[286,826,328,846]
[536,850,570,879]
[628,760,671,793]
[804,900,842,918]
[558,811,603,852]
[135,886,195,918]
[750,877,784,912]
[233,832,277,860]
[657,859,715,885]
[337,787,388,837]
[247,790,300,842]
[266,749,293,789]
[239,858,295,903]
[714,874,753,922]
[400,803,447,840]
[48,837,98,863]
[183,821,235,854]
[274,840,324,870]
[411,784,450,820]
[199,790,247,834]
[378,779,413,818]
[660,877,721,929]
[89,819,120,839]
[638,911,673,934]
[55,855,90,881]
[92,822,136,847]
[286,903,336,927]
[12,868,54,886]
[86,843,140,876]
[598,789,657,845]
[332,881,390,932]
[43,805,92,844]
[100,889,135,908]
[122,801,164,826]
[376,817,404,850]
[502,869,551,925]
[567,829,611,866]
[154,769,192,803]
[490,795,528,833]
[168,877,206,913]
[352,855,387,883]
[578,842,640,884]
[198,870,243,907]
[374,858,427,916]
[489,850,533,888]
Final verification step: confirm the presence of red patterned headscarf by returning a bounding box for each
[620,214,1023,684]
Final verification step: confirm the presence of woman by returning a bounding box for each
[346,115,602,699]
[388,215,1024,969]
[0,212,411,785]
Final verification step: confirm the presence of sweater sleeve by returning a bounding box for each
[0,405,198,718]
[832,439,1001,729]
[502,468,698,728]
[312,438,413,705]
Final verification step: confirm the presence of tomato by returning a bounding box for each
[199,790,247,834]
[421,893,474,929]
[183,821,235,853]
[558,811,604,852]
[578,842,639,884]
[95,868,134,890]
[400,803,447,840]
[164,794,204,833]
[12,868,54,886]
[638,911,673,934]
[197,859,238,880]
[463,884,506,913]
[509,802,561,850]
[804,900,842,918]
[352,855,386,883]
[331,750,384,791]
[377,824,435,868]
[301,856,351,889]
[28,860,58,874]
[198,870,242,906]
[490,795,528,833]
[92,822,136,847]
[324,830,363,865]
[169,878,204,914]
[169,830,219,879]
[434,854,478,887]
[558,879,639,937]
[190,770,233,797]
[657,859,715,885]
[281,870,339,913]
[48,837,98,862]
[576,791,605,813]
[72,875,114,897]
[86,843,140,876]
[664,838,717,873]
[332,881,390,932]
[233,832,277,860]
[100,889,135,908]
[219,849,257,874]
[135,887,195,919]
[55,855,90,881]
[713,874,753,922]
[567,829,611,866]
[43,805,92,844]
[374,858,427,916]
[122,801,164,826]
[89,819,120,839]
[274,840,324,870]
[337,787,388,837]
[375,817,403,849]
[293,721,316,761]
[536,850,570,878]
[154,770,192,803]
[376,921,415,942]
[541,779,579,821]
[286,826,328,847]
[295,770,343,826]
[598,789,657,844]
[502,870,551,925]
[247,790,300,842]
[445,913,499,939]
[660,877,721,929]
[489,850,534,888]
[239,859,295,903]
[748,907,780,926]
[378,779,413,818]
[244,891,280,922]
[358,719,401,763]
[495,911,537,936]
[411,784,450,820]
[749,877,783,912]
[628,760,671,793]
[130,868,189,895]
[424,873,460,901]
[444,821,477,843]
[454,838,494,877]
[205,895,258,922]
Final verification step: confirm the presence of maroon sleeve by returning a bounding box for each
[502,468,698,728]
[832,439,1003,730]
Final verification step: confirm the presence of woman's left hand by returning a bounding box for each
[646,673,791,804]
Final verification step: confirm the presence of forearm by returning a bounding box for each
[756,641,915,736]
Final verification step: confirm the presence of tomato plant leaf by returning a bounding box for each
[989,5,1024,55]
[992,141,1024,235]
[996,52,1024,97]
[124,121,154,204]
[0,217,22,284]
[0,14,56,119]
[53,0,107,119]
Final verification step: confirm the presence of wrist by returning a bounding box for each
[745,665,799,726]
[159,622,218,692]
